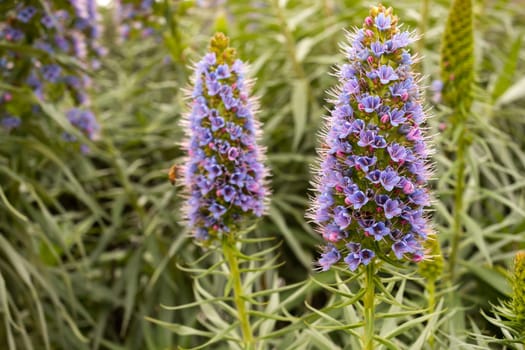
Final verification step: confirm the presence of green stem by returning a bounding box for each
[362,262,375,350]
[427,280,436,349]
[222,236,254,350]
[417,0,429,72]
[271,0,307,80]
[448,123,466,280]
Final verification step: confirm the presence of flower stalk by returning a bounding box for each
[363,262,376,350]
[222,235,255,350]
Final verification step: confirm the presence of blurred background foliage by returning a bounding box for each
[1,0,525,349]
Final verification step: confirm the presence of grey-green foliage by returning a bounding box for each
[1,0,525,349]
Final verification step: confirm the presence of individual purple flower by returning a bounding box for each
[360,249,375,265]
[318,245,342,271]
[388,108,407,126]
[358,95,381,113]
[365,221,390,241]
[309,5,433,271]
[41,64,62,83]
[366,169,381,184]
[380,168,400,191]
[384,199,402,219]
[334,206,352,229]
[209,202,227,219]
[323,224,346,242]
[1,116,21,131]
[387,143,407,163]
[409,189,430,206]
[66,108,99,140]
[370,41,385,57]
[216,64,231,79]
[220,185,236,202]
[17,6,37,23]
[181,33,268,243]
[376,65,398,84]
[374,12,391,31]
[345,252,362,271]
[355,156,377,172]
[347,191,368,210]
[357,130,376,147]
[372,135,387,148]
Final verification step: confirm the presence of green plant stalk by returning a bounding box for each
[271,0,307,80]
[362,262,375,350]
[416,0,429,72]
[448,123,466,281]
[222,236,254,350]
[427,280,436,348]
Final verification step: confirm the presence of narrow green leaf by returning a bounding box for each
[268,206,311,268]
[492,35,523,102]
[291,79,308,151]
[462,261,512,296]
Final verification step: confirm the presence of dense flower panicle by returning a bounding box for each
[181,33,268,243]
[309,5,434,272]
[0,1,104,147]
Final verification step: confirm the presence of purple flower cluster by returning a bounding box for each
[114,0,157,40]
[0,1,104,148]
[310,5,433,272]
[181,33,268,242]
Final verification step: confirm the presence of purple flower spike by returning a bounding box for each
[181,33,268,243]
[309,5,434,271]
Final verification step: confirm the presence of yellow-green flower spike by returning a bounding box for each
[440,0,474,118]
[512,251,525,335]
[418,237,443,282]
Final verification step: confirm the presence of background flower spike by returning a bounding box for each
[180,32,269,245]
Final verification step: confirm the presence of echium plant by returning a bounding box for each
[176,32,268,349]
[114,0,158,40]
[181,32,268,244]
[308,5,433,349]
[486,251,525,345]
[0,1,104,151]
[310,4,433,273]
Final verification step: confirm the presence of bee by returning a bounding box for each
[168,164,178,185]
